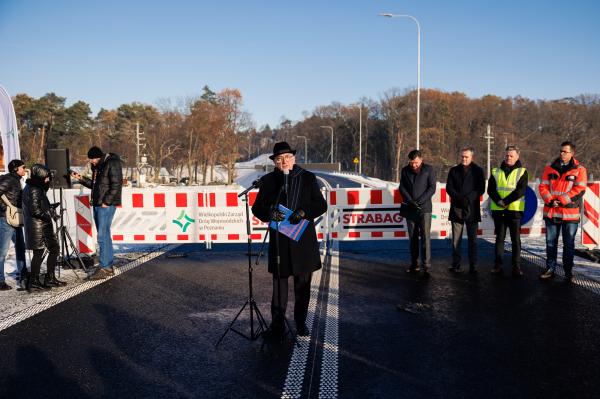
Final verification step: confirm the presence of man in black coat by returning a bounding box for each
[0,159,27,290]
[399,149,436,275]
[71,146,123,280]
[252,142,327,337]
[446,147,486,273]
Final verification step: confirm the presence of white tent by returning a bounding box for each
[0,85,22,172]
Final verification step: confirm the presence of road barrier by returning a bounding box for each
[71,182,600,253]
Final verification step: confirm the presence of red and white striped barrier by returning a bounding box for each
[73,182,600,248]
[582,182,600,249]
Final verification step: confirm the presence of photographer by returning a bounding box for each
[23,164,65,291]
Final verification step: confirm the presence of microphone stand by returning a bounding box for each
[216,185,268,346]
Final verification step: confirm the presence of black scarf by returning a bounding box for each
[275,165,305,210]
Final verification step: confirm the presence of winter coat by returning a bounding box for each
[446,162,486,223]
[80,153,123,206]
[251,165,327,277]
[0,172,23,218]
[539,157,587,222]
[399,163,436,213]
[23,177,59,251]
[487,160,529,220]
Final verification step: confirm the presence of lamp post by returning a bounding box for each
[347,104,363,174]
[379,12,421,150]
[296,135,308,163]
[320,125,334,163]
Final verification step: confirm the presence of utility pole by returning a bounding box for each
[484,124,494,179]
[136,122,147,186]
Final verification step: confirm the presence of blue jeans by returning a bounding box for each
[545,219,578,273]
[0,219,26,282]
[93,206,116,269]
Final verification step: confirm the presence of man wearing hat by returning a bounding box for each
[0,159,27,290]
[71,146,123,280]
[252,142,327,337]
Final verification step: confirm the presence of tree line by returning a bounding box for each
[12,86,600,184]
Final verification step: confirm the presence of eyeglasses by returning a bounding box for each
[274,154,294,163]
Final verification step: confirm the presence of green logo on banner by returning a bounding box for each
[172,210,194,232]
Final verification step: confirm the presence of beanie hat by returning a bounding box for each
[8,159,25,174]
[31,164,50,180]
[87,146,104,159]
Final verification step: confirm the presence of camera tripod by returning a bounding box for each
[51,186,89,276]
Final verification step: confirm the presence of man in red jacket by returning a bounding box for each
[538,141,587,282]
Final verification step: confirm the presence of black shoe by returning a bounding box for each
[49,273,68,287]
[512,266,524,277]
[264,322,285,339]
[28,278,51,292]
[565,272,574,283]
[296,323,310,337]
[449,265,462,273]
[539,269,554,280]
[422,269,431,278]
[406,267,420,274]
[0,282,12,291]
[491,266,503,275]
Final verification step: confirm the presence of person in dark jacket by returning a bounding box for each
[0,159,27,290]
[487,145,529,276]
[446,147,486,273]
[71,146,123,280]
[399,149,437,275]
[252,142,327,337]
[23,164,65,292]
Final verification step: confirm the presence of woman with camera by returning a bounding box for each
[23,164,66,292]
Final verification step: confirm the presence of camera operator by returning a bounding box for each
[70,146,123,279]
[23,164,66,291]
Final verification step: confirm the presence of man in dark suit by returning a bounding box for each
[399,149,436,276]
[251,142,327,337]
[446,147,486,273]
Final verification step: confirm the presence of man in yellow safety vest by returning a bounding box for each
[487,145,529,277]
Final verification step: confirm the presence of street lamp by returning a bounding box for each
[320,126,334,163]
[347,103,363,174]
[379,12,421,150]
[296,135,308,163]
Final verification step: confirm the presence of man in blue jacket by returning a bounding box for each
[399,150,436,276]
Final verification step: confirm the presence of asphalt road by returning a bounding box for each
[1,240,599,398]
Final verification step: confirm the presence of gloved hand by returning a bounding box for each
[50,202,60,209]
[497,199,506,208]
[408,200,421,210]
[550,199,560,208]
[288,208,306,225]
[270,208,286,222]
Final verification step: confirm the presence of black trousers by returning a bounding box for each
[451,221,478,268]
[492,213,521,267]
[406,213,432,269]
[271,272,312,326]
[30,246,59,280]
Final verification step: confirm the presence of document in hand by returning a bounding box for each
[269,204,309,242]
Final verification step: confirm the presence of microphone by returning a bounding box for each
[238,175,265,197]
[283,168,289,195]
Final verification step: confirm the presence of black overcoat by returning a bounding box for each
[23,177,59,251]
[251,166,327,277]
[446,162,486,223]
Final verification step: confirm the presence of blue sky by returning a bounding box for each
[1,0,599,128]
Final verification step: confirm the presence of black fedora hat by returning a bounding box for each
[269,141,297,160]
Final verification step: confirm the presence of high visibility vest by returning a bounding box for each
[538,159,587,222]
[490,167,526,211]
